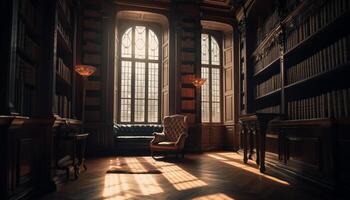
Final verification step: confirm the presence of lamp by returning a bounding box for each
[74,65,96,77]
[74,65,96,126]
[191,77,207,87]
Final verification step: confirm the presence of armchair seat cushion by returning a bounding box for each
[157,141,176,146]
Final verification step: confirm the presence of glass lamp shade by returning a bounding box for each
[74,65,96,77]
[192,77,206,87]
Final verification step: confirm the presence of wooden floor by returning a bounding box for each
[41,152,339,200]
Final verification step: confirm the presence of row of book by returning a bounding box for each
[57,20,72,50]
[19,0,38,29]
[17,19,40,61]
[256,105,280,114]
[254,42,280,74]
[57,58,72,84]
[256,9,279,46]
[58,0,72,25]
[17,56,36,86]
[285,0,350,51]
[255,73,281,98]
[54,95,72,118]
[287,35,350,84]
[14,77,36,116]
[287,88,350,120]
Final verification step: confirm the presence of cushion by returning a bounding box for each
[157,141,176,146]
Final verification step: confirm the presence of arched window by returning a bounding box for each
[201,33,221,123]
[119,25,160,123]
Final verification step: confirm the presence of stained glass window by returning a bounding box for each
[201,33,222,123]
[119,25,160,123]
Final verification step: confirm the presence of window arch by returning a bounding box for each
[201,33,222,123]
[119,25,161,123]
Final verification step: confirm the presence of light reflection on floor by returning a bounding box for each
[207,153,290,185]
[192,193,235,200]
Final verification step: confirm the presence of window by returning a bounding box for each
[201,33,221,123]
[119,25,160,123]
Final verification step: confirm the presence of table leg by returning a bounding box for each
[243,126,248,164]
[249,128,254,160]
[255,126,260,165]
[259,124,267,173]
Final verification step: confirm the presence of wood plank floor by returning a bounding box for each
[41,152,340,200]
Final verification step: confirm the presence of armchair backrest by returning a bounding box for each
[163,115,188,142]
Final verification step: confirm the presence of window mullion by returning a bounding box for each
[145,27,149,123]
[208,36,212,123]
[131,27,135,123]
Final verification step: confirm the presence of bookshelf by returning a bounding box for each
[242,0,350,189]
[246,0,350,119]
[10,0,42,116]
[53,0,79,119]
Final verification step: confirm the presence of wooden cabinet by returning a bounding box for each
[0,116,55,200]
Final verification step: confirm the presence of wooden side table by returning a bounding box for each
[239,113,281,173]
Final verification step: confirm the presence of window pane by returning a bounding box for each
[135,62,145,122]
[201,67,209,123]
[201,67,209,102]
[212,68,221,122]
[211,36,220,65]
[135,26,146,59]
[120,99,131,122]
[121,61,132,98]
[148,30,159,60]
[148,63,159,99]
[201,34,209,64]
[121,28,132,58]
[135,62,145,99]
[211,68,220,103]
[148,100,158,123]
[134,99,145,122]
[202,102,210,123]
[212,102,220,123]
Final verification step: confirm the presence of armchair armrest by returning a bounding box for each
[175,132,188,149]
[150,132,166,144]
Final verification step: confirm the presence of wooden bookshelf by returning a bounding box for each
[242,0,350,190]
[53,0,79,119]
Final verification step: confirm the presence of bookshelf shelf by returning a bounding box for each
[253,56,280,78]
[255,88,281,101]
[285,63,350,92]
[57,28,73,54]
[284,11,350,59]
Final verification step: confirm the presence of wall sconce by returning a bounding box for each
[74,65,97,77]
[191,77,207,87]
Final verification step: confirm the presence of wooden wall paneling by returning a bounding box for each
[82,2,103,123]
[162,27,170,118]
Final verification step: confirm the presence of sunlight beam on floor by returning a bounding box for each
[143,157,207,191]
[125,157,163,195]
[192,193,235,200]
[208,153,290,186]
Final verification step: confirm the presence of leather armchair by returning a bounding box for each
[150,115,188,158]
